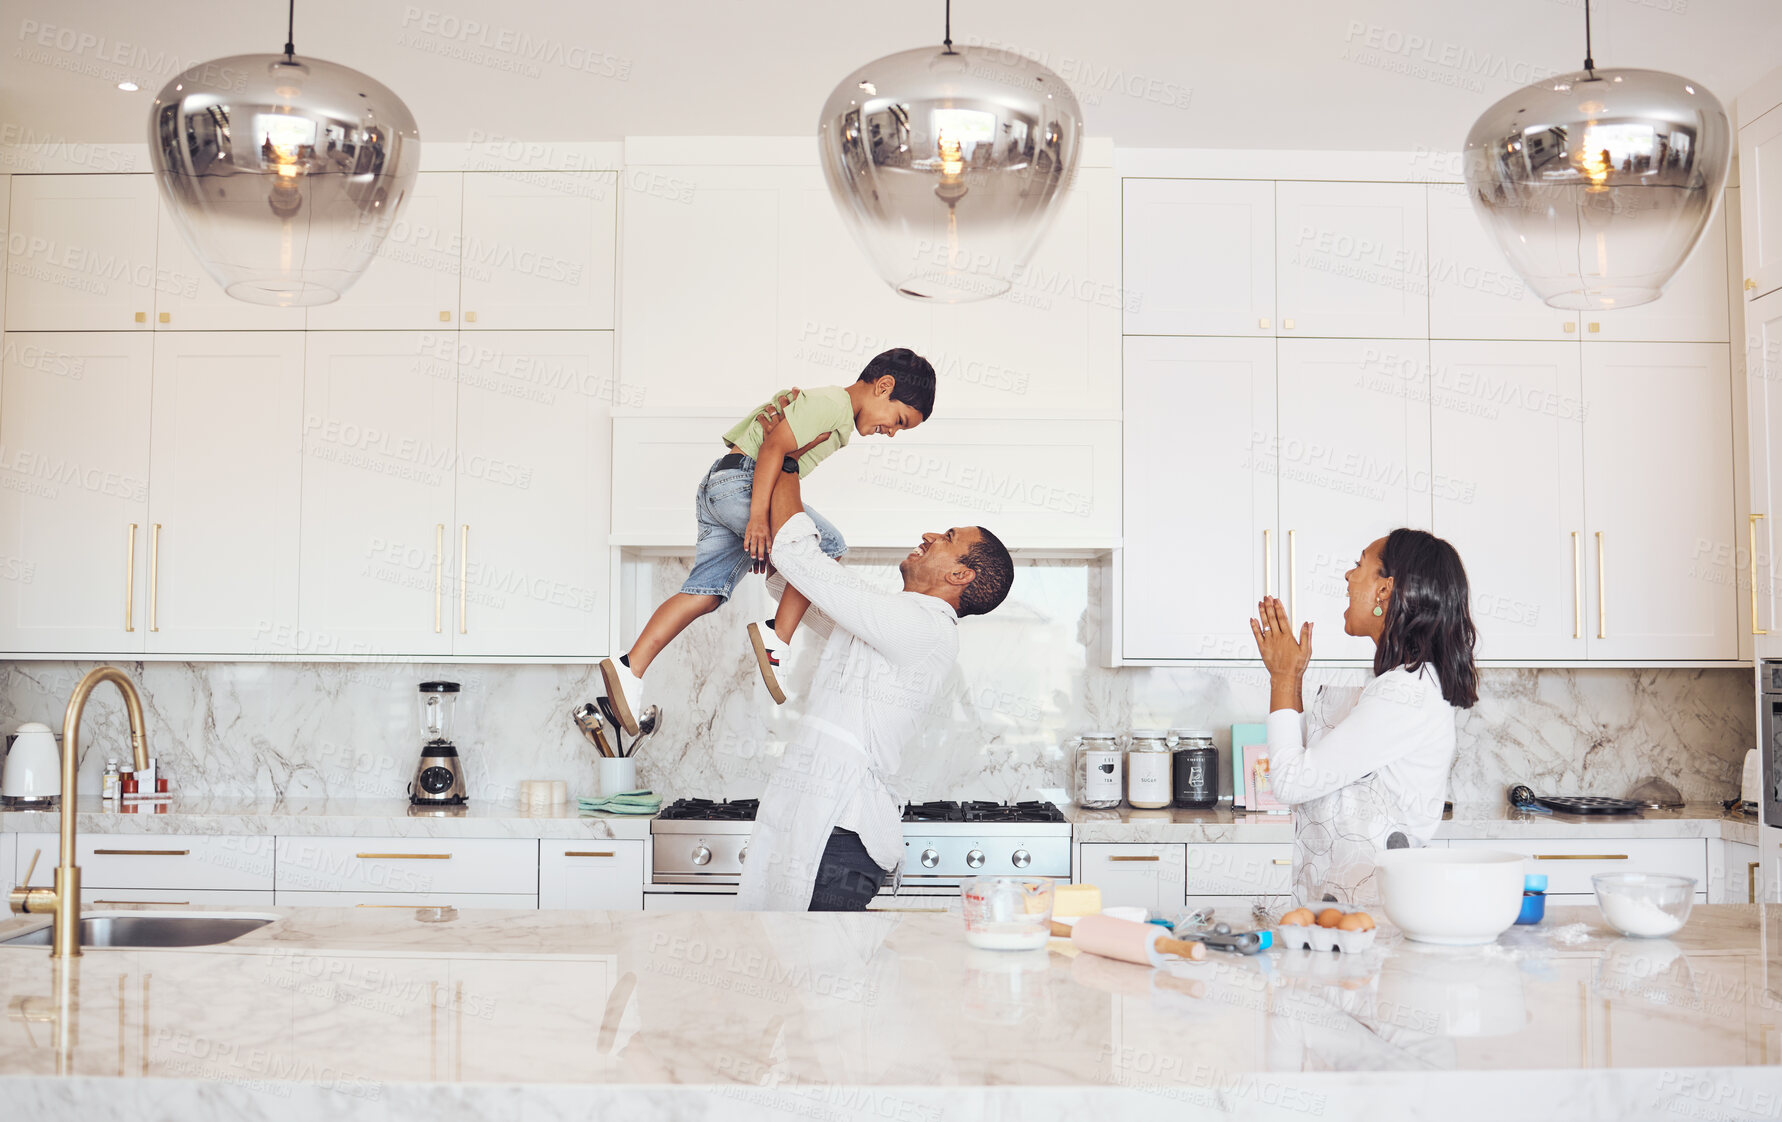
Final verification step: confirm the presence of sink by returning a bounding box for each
[0,913,275,948]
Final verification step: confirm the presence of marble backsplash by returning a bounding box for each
[0,558,1755,809]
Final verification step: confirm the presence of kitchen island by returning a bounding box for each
[1,902,1779,1121]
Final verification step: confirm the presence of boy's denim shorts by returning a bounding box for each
[680,454,847,603]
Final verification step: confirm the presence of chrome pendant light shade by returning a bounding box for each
[817,41,1084,303]
[148,54,420,306]
[1463,21,1730,312]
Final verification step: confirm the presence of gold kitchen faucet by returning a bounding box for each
[8,666,153,957]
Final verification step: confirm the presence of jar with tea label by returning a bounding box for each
[1072,734,1124,809]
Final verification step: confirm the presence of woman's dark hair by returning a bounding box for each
[1375,528,1479,709]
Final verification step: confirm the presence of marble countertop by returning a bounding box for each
[0,902,1778,1119]
[1066,801,1764,844]
[0,797,656,840]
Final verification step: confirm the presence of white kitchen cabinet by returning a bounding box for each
[81,888,279,907]
[151,205,307,331]
[1429,342,1589,661]
[1276,181,1428,339]
[539,841,644,910]
[1078,843,1186,916]
[146,333,304,653]
[610,413,1120,549]
[274,836,538,895]
[297,332,458,656]
[1584,201,1731,343]
[1122,336,1276,660]
[459,173,617,330]
[15,832,274,891]
[1740,103,1782,301]
[1122,178,1275,337]
[275,890,538,909]
[1712,839,1761,904]
[643,890,738,912]
[1747,288,1782,637]
[1580,342,1737,660]
[1425,184,1577,340]
[451,332,613,657]
[305,172,465,331]
[4,174,160,331]
[0,332,152,652]
[1181,842,1293,897]
[1447,837,1708,899]
[1276,339,1433,661]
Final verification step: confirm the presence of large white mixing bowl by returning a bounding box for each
[1376,848,1525,945]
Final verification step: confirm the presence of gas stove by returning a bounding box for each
[648,798,1073,888]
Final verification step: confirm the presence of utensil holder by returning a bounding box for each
[598,757,638,796]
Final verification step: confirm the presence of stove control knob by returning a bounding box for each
[966,849,986,869]
[1012,849,1032,868]
[691,845,712,866]
[920,848,940,868]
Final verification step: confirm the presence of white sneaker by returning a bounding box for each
[747,619,791,704]
[599,657,648,735]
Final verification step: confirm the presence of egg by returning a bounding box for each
[1336,911,1375,932]
[1279,907,1315,926]
[1315,907,1345,928]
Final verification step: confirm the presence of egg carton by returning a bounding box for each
[1273,908,1378,954]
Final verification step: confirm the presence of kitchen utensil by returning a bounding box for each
[408,681,467,807]
[1742,749,1761,809]
[598,756,639,796]
[962,876,1055,950]
[1627,776,1684,810]
[1376,848,1525,945]
[1176,921,1273,955]
[1067,913,1207,965]
[573,703,614,758]
[627,705,662,757]
[1,723,62,808]
[1507,785,1641,816]
[596,695,628,756]
[1516,874,1548,925]
[1593,872,1694,937]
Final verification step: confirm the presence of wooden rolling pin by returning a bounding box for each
[1050,914,1206,964]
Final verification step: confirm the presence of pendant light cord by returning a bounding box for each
[1581,0,1595,73]
[283,0,296,62]
[942,0,955,54]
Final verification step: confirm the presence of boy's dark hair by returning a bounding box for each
[858,348,937,420]
[957,527,1014,617]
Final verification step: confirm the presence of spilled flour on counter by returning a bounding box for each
[1598,895,1684,937]
[1546,922,1592,945]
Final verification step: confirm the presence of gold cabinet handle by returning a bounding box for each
[1751,860,1761,903]
[149,523,162,632]
[465,311,477,323]
[1595,531,1606,639]
[158,312,170,324]
[124,523,138,631]
[93,899,187,906]
[1747,278,1759,292]
[93,849,190,856]
[1263,529,1274,598]
[1753,515,1769,636]
[1283,318,1295,330]
[1287,529,1297,628]
[1587,322,1600,333]
[1108,855,1161,862]
[1270,858,1292,865]
[1258,317,1270,330]
[355,902,442,908]
[459,524,469,635]
[433,523,445,634]
[564,851,616,858]
[355,852,452,860]
[134,311,147,324]
[1531,853,1627,860]
[1572,531,1583,640]
[439,310,452,322]
[1564,322,1577,333]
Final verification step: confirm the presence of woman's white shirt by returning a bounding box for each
[1264,665,1458,906]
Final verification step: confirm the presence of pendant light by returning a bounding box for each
[148,0,420,306]
[1462,0,1729,310]
[816,2,1084,303]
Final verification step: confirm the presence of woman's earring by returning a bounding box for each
[1372,605,1384,617]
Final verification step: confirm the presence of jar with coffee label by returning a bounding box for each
[1072,733,1124,809]
[1127,730,1173,809]
[1171,729,1219,809]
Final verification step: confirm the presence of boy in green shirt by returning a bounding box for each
[599,348,937,733]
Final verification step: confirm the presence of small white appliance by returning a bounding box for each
[1743,747,1762,810]
[1,722,62,808]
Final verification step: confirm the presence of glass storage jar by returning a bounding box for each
[1072,733,1124,809]
[1126,730,1173,809]
[1170,729,1219,809]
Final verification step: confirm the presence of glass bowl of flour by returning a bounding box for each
[1592,873,1696,938]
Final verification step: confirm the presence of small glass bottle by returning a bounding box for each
[1072,733,1124,809]
[119,764,137,799]
[101,759,120,801]
[1127,731,1173,809]
[1171,730,1220,809]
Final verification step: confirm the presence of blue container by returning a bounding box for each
[1514,873,1548,925]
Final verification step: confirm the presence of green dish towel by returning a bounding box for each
[577,789,662,816]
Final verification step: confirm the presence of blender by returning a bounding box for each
[409,681,467,806]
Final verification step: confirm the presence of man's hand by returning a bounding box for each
[753,389,801,442]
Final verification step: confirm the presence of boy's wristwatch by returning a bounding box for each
[781,455,800,474]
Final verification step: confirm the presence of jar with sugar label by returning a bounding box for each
[1126,730,1173,809]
